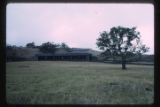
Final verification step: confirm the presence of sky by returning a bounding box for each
[7,3,154,54]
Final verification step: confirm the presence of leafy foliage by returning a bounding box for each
[96,26,149,69]
[26,42,35,48]
[6,45,27,61]
[39,42,58,53]
[6,44,18,58]
[60,42,69,48]
[59,42,71,51]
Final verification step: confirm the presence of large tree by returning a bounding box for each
[96,26,149,70]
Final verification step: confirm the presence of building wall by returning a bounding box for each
[37,55,92,61]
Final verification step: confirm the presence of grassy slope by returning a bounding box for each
[6,61,154,104]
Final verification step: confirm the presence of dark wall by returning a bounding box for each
[37,55,92,61]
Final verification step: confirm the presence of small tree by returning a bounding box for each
[39,42,58,53]
[60,42,69,48]
[59,42,71,51]
[26,42,35,48]
[96,26,149,70]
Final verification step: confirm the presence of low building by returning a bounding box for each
[36,48,101,61]
[6,47,101,61]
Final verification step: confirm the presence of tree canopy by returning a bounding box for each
[26,42,35,48]
[59,42,71,51]
[60,42,69,48]
[96,26,149,69]
[39,42,59,53]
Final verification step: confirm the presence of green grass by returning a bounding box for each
[6,61,154,104]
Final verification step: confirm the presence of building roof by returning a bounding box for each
[54,52,91,56]
[36,48,101,56]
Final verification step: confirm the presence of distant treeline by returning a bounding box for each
[6,42,154,62]
[6,42,70,61]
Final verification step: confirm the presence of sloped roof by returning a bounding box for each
[71,48,90,51]
[55,48,101,56]
[36,53,53,56]
[36,48,101,56]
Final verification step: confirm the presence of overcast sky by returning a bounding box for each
[7,3,154,54]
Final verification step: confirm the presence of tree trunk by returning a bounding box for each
[122,55,126,70]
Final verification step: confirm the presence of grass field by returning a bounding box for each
[6,61,154,104]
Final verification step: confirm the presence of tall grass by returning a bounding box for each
[6,61,154,104]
